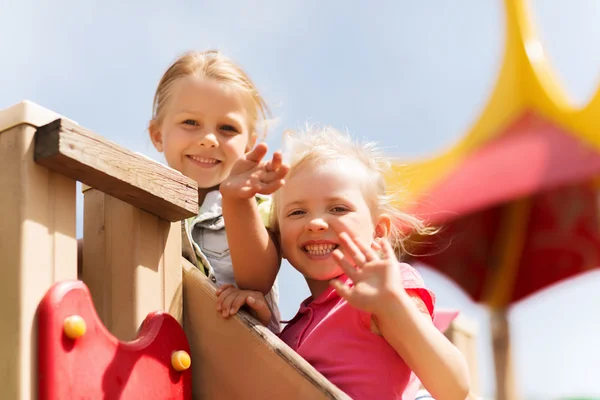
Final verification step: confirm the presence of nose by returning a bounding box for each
[198,130,218,147]
[306,217,328,232]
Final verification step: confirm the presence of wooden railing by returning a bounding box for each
[0,100,349,399]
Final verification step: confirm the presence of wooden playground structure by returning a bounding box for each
[0,100,479,399]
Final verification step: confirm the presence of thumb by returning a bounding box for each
[245,143,268,163]
[246,296,271,326]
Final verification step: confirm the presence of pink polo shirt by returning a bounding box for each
[279,263,435,400]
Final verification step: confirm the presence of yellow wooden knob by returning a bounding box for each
[63,315,86,340]
[171,350,191,371]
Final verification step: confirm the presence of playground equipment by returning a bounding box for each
[0,100,347,399]
[391,0,600,399]
[0,100,479,399]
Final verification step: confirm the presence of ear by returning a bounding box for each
[148,121,164,153]
[374,213,392,240]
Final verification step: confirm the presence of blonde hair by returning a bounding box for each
[270,125,433,257]
[150,50,270,139]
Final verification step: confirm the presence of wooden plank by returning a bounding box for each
[34,118,198,222]
[182,259,350,400]
[82,190,183,341]
[491,309,519,400]
[0,124,77,400]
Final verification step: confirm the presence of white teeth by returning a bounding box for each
[190,155,218,164]
[304,244,336,255]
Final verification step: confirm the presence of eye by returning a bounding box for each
[331,206,349,213]
[220,124,240,134]
[286,209,306,217]
[182,119,199,126]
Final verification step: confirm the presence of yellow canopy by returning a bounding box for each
[389,0,600,206]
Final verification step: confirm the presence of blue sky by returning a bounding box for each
[2,1,599,398]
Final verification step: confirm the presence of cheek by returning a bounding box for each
[345,214,376,239]
[162,128,187,151]
[223,136,250,159]
[278,224,296,245]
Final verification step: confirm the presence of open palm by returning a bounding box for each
[330,228,406,315]
[221,143,289,199]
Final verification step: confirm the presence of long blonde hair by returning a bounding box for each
[270,124,434,257]
[149,50,270,140]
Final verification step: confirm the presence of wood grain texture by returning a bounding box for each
[34,118,198,221]
[0,124,77,400]
[82,190,183,342]
[182,259,350,400]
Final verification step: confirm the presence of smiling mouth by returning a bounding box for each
[187,155,220,165]
[303,243,339,255]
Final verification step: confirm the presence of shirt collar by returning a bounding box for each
[194,190,223,223]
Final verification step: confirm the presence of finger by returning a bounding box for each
[270,151,283,172]
[246,296,272,326]
[245,143,268,163]
[330,278,352,302]
[352,235,380,263]
[264,160,273,173]
[254,179,286,195]
[257,170,285,183]
[332,249,361,282]
[215,284,235,297]
[215,286,236,311]
[230,292,254,315]
[275,163,290,178]
[221,291,242,318]
[327,219,365,264]
[371,240,382,251]
[337,232,368,267]
[380,239,396,260]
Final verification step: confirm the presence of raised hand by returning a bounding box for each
[329,223,408,316]
[220,143,289,199]
[215,284,272,326]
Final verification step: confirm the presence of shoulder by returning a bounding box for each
[397,263,436,319]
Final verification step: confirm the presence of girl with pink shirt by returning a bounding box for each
[216,125,471,399]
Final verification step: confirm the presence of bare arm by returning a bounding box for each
[220,143,289,294]
[221,196,280,294]
[374,292,470,400]
[328,224,470,400]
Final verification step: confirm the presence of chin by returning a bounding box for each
[303,269,344,282]
[195,179,222,190]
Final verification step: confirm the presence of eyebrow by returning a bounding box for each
[173,111,245,127]
[283,196,351,209]
[173,110,204,118]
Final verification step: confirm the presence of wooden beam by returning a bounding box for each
[182,259,349,400]
[34,118,198,222]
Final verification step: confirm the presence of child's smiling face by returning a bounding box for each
[277,158,389,285]
[150,75,255,191]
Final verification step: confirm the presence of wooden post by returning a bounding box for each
[0,101,78,400]
[491,308,519,400]
[444,313,480,397]
[33,117,197,341]
[82,188,183,340]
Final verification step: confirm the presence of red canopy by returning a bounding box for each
[406,111,600,306]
